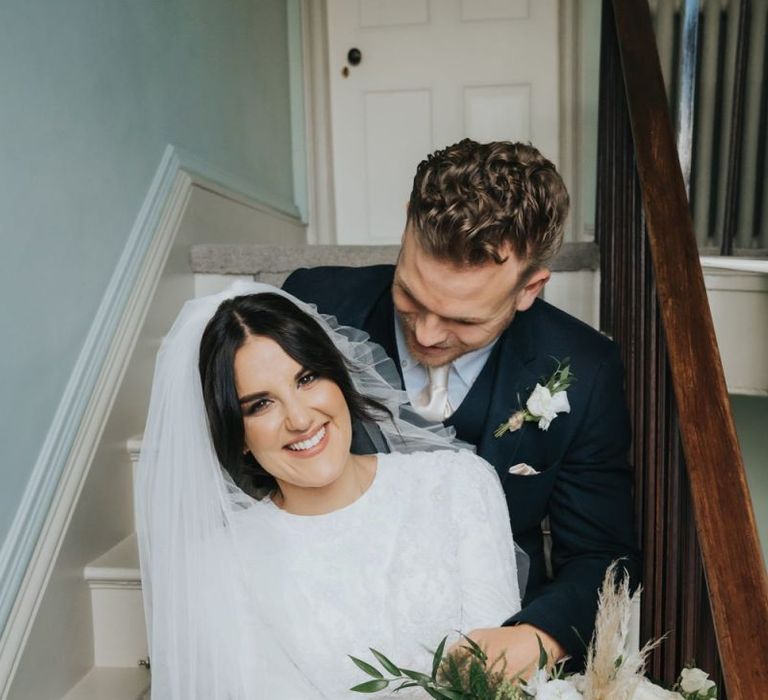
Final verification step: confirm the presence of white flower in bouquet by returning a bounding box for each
[535,678,583,699]
[678,668,716,696]
[568,673,586,693]
[631,677,684,699]
[523,667,553,696]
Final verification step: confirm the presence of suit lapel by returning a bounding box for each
[477,307,540,476]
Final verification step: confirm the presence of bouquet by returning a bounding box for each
[349,563,717,700]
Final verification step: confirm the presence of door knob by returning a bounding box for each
[347,48,362,66]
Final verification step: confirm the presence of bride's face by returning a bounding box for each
[233,334,354,493]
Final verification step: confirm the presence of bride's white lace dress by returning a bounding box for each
[229,449,521,699]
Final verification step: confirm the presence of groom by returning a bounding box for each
[283,139,639,672]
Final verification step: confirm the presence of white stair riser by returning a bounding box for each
[90,586,147,667]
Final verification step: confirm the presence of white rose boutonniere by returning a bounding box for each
[526,383,571,431]
[495,358,575,437]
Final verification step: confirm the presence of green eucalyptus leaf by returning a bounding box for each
[350,678,390,693]
[432,688,466,700]
[394,681,419,691]
[536,635,548,670]
[349,655,384,679]
[459,633,488,663]
[400,668,434,683]
[370,648,401,677]
[432,636,448,680]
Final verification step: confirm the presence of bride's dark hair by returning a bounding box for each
[199,292,389,498]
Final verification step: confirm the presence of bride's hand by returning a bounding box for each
[448,624,565,680]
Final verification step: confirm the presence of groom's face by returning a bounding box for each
[393,229,549,367]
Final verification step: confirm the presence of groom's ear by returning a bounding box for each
[514,268,551,312]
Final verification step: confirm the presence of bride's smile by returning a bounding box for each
[285,423,329,454]
[234,334,374,514]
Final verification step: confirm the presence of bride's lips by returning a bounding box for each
[283,423,330,458]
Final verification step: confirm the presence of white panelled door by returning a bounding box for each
[326,0,559,244]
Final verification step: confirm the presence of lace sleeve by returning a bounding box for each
[453,452,522,632]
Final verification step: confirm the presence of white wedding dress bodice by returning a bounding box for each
[229,449,521,699]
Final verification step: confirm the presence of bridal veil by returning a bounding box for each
[135,281,487,698]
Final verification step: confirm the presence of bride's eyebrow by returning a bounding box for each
[237,368,309,404]
[238,391,268,405]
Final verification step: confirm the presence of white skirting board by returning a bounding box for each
[0,146,305,700]
[61,668,150,700]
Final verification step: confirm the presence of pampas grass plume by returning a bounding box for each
[582,562,662,700]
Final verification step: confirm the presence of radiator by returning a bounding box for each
[648,0,768,251]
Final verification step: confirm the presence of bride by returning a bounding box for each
[135,282,521,699]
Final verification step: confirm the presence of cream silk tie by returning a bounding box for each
[414,364,452,423]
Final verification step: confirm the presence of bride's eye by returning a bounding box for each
[298,371,318,387]
[243,398,271,416]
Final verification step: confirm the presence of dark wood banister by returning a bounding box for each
[606,0,768,696]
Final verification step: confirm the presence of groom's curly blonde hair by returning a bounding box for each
[406,139,569,275]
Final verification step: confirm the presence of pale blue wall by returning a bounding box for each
[0,0,295,544]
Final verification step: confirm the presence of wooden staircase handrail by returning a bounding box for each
[609,1,768,696]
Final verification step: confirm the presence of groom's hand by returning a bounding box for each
[451,624,565,680]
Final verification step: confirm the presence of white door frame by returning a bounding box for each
[297,0,337,244]
[298,0,584,245]
[558,0,582,243]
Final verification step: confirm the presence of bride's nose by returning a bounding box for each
[283,395,312,433]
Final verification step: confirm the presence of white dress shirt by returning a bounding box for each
[394,312,498,415]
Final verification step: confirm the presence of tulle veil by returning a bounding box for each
[135,281,472,698]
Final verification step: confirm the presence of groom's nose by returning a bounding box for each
[414,313,448,348]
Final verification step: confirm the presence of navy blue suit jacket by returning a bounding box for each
[283,265,639,665]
